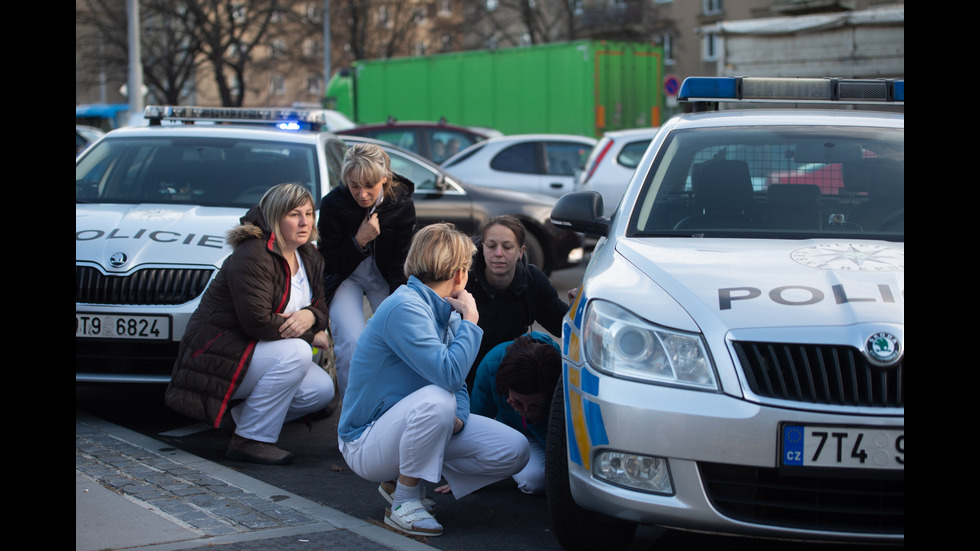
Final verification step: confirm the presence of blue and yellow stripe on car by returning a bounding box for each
[561,288,609,471]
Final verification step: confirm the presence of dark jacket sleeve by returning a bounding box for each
[225,240,294,342]
[527,264,569,337]
[317,189,370,278]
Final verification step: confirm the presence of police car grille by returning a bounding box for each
[733,342,903,408]
[700,462,903,535]
[76,266,213,305]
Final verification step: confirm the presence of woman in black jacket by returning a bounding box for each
[464,215,569,389]
[318,143,416,400]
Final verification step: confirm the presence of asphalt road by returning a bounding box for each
[75,262,901,551]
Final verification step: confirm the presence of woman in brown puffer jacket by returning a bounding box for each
[165,183,335,465]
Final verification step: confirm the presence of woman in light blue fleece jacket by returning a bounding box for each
[337,223,530,538]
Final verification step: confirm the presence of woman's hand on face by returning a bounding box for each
[354,211,381,249]
[445,289,478,324]
[279,309,315,339]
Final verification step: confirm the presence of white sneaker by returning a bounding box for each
[378,481,436,511]
[384,500,443,536]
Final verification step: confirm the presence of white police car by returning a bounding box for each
[547,77,903,548]
[76,106,347,383]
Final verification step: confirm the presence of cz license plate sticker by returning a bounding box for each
[782,424,903,470]
[76,312,171,340]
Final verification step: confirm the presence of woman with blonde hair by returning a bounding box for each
[317,143,416,400]
[166,183,335,465]
[337,223,530,537]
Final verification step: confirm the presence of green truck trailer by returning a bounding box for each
[325,40,663,138]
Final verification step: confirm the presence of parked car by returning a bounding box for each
[442,134,597,199]
[547,77,903,549]
[577,127,660,217]
[76,105,348,383]
[337,118,501,163]
[340,135,583,275]
[76,124,105,156]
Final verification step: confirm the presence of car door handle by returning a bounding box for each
[550,182,565,189]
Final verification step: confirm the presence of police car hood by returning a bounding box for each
[76,204,238,272]
[615,238,904,330]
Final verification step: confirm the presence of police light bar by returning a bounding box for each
[678,77,904,105]
[143,105,332,130]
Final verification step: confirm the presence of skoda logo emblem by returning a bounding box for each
[108,252,129,268]
[865,332,902,367]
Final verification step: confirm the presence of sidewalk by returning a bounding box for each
[76,411,436,551]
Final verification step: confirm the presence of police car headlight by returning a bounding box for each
[583,300,718,390]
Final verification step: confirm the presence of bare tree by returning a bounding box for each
[76,0,200,104]
[462,0,578,50]
[178,0,279,106]
[332,0,425,63]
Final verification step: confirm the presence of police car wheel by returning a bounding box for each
[546,377,637,551]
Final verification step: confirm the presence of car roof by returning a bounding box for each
[98,123,334,144]
[340,134,439,168]
[338,120,499,136]
[666,108,903,131]
[600,126,662,139]
[482,133,597,143]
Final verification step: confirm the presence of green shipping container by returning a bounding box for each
[328,40,663,138]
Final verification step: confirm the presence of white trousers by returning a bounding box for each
[339,385,531,499]
[328,257,390,400]
[231,338,335,443]
[514,437,546,495]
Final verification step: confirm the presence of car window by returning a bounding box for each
[76,136,320,208]
[545,141,592,176]
[617,139,652,169]
[386,151,440,191]
[631,125,903,237]
[490,142,538,174]
[368,130,418,154]
[323,138,346,190]
[432,131,480,163]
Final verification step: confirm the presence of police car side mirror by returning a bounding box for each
[551,190,610,237]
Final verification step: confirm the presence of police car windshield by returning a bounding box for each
[630,125,904,240]
[75,136,320,208]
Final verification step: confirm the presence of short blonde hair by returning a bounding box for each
[404,223,476,283]
[259,183,318,249]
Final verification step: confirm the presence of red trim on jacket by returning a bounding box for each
[214,340,257,428]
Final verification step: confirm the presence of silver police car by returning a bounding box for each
[547,77,903,549]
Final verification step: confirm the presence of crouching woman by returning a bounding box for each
[337,223,530,537]
[165,183,335,465]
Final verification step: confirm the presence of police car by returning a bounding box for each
[547,77,903,548]
[76,106,347,383]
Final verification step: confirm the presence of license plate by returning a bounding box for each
[76,312,171,340]
[781,424,904,470]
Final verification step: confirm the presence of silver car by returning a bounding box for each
[547,77,904,549]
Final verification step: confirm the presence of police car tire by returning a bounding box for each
[545,377,637,551]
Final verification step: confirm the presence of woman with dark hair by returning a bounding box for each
[165,183,335,465]
[469,331,561,495]
[317,143,416,400]
[464,215,569,388]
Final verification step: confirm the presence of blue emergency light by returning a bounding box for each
[678,77,904,105]
[144,105,331,130]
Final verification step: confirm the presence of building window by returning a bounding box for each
[441,34,453,51]
[270,39,286,59]
[438,0,452,16]
[270,75,286,95]
[660,33,674,65]
[307,76,322,95]
[702,0,723,15]
[415,42,427,56]
[303,38,320,58]
[487,0,498,11]
[702,32,719,62]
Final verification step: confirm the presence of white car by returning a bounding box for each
[577,127,660,217]
[75,106,348,383]
[441,133,597,198]
[547,77,903,549]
